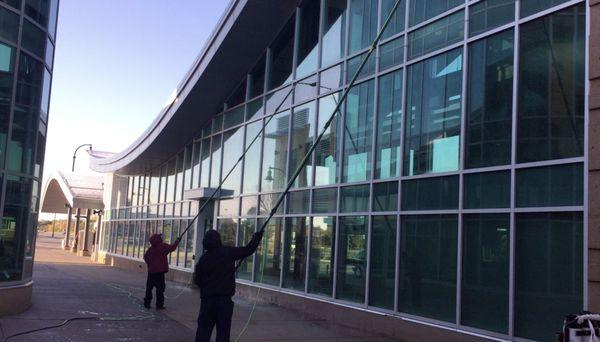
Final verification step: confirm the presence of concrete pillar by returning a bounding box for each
[71,208,81,253]
[79,209,91,256]
[64,206,72,250]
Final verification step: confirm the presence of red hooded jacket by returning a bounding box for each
[144,234,180,274]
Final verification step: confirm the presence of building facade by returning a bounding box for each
[0,0,58,314]
[91,0,591,340]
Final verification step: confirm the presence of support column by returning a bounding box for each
[79,209,91,256]
[71,208,81,253]
[64,206,72,250]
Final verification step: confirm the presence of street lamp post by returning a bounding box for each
[72,143,92,172]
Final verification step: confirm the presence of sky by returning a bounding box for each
[44,0,230,183]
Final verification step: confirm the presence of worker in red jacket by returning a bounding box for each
[143,233,180,309]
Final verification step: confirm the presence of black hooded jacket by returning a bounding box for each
[194,229,263,298]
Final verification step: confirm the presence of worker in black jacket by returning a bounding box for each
[194,228,263,342]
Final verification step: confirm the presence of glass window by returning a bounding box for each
[466,29,514,168]
[0,45,13,169]
[312,188,337,214]
[200,138,210,188]
[256,218,283,286]
[373,181,398,212]
[402,176,458,211]
[376,70,402,179]
[515,212,582,341]
[287,190,309,214]
[240,196,257,216]
[202,123,211,138]
[343,80,374,182]
[218,198,239,217]
[321,0,347,67]
[210,135,222,188]
[48,0,58,39]
[341,184,369,213]
[408,10,464,59]
[242,121,262,194]
[211,114,222,134]
[191,142,200,189]
[237,218,256,280]
[516,163,583,208]
[294,74,318,104]
[289,101,316,188]
[469,0,514,37]
[259,193,284,216]
[223,106,244,130]
[517,5,585,163]
[308,216,335,296]
[249,54,266,98]
[346,52,376,81]
[45,38,54,67]
[226,80,246,109]
[40,68,51,122]
[379,36,404,71]
[266,86,292,115]
[283,217,309,291]
[261,111,289,192]
[336,216,367,303]
[464,171,510,209]
[521,0,570,18]
[222,127,244,195]
[0,7,19,43]
[404,49,462,176]
[22,19,46,58]
[381,0,406,39]
[246,98,264,120]
[408,0,463,26]
[462,214,509,334]
[320,64,343,94]
[399,215,457,322]
[296,0,320,78]
[369,215,397,309]
[315,94,341,185]
[269,16,295,90]
[149,173,159,204]
[217,220,237,247]
[1,0,20,11]
[349,0,378,54]
[175,153,184,201]
[0,42,14,72]
[25,0,49,27]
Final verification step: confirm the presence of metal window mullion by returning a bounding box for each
[332,202,340,298]
[305,217,312,293]
[583,0,590,312]
[293,7,301,82]
[280,218,287,288]
[365,214,373,307]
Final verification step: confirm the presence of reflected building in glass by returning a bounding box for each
[89,0,593,340]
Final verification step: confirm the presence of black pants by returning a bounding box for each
[195,296,234,342]
[144,272,165,307]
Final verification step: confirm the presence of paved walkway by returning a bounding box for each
[0,233,393,341]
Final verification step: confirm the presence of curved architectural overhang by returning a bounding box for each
[40,171,105,213]
[89,0,300,175]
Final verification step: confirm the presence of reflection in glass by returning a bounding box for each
[469,0,514,37]
[287,190,310,214]
[402,176,458,211]
[218,198,239,217]
[266,86,292,115]
[373,182,398,212]
[0,7,18,43]
[290,101,315,188]
[222,127,244,195]
[237,218,256,280]
[376,70,402,179]
[408,10,464,59]
[262,111,289,192]
[516,163,583,208]
[341,184,369,213]
[269,16,295,90]
[520,0,570,18]
[294,75,318,104]
[312,188,337,214]
[259,193,284,216]
[369,215,397,309]
[240,196,258,216]
[320,64,343,94]
[296,0,320,78]
[200,138,210,188]
[308,216,335,296]
[337,216,367,303]
[321,0,347,67]
[217,219,237,247]
[379,37,404,71]
[346,52,376,81]
[349,0,378,54]
[256,218,283,286]
[243,121,262,194]
[210,135,222,188]
[464,171,510,209]
[247,98,264,120]
[315,94,341,186]
[381,0,405,39]
[0,176,31,281]
[343,80,374,182]
[25,0,49,27]
[224,105,244,129]
[249,54,265,98]
[408,0,463,26]
[283,217,308,291]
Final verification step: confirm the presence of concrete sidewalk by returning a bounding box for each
[0,233,393,341]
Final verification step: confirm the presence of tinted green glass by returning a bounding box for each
[520,0,570,18]
[256,218,283,286]
[517,5,585,163]
[515,212,582,341]
[312,188,337,214]
[289,101,315,188]
[0,44,13,170]
[349,0,378,54]
[409,0,463,26]
[369,215,397,309]
[469,0,514,37]
[404,49,462,176]
[336,216,367,303]
[402,176,458,211]
[399,215,457,322]
[321,0,347,67]
[346,52,376,81]
[296,0,320,78]
[381,0,406,39]
[246,98,264,120]
[25,0,49,27]
[379,37,404,72]
[242,121,262,194]
[462,214,509,333]
[283,217,309,291]
[261,111,289,192]
[408,10,464,59]
[212,114,222,134]
[343,80,374,182]
[308,216,336,296]
[372,182,398,212]
[222,128,244,195]
[516,163,583,207]
[237,218,256,280]
[315,94,341,185]
[223,105,244,129]
[287,190,310,214]
[463,171,510,209]
[376,70,402,179]
[341,184,369,213]
[466,29,513,168]
[0,7,19,43]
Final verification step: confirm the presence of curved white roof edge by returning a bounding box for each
[40,171,105,214]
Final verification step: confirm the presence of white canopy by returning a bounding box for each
[40,171,104,213]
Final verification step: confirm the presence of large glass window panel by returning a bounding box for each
[165,159,176,202]
[0,45,14,169]
[346,52,376,81]
[401,176,458,211]
[349,0,378,54]
[247,98,264,121]
[464,171,510,209]
[223,105,244,130]
[294,75,318,104]
[515,212,582,341]
[516,163,583,208]
[261,111,289,192]
[372,181,398,212]
[379,37,404,72]
[381,0,406,39]
[45,38,54,67]
[469,0,514,37]
[466,29,514,168]
[212,114,223,135]
[48,0,58,39]
[517,5,585,163]
[321,0,347,67]
[462,214,509,333]
[404,49,462,176]
[269,16,295,90]
[289,101,316,188]
[226,80,246,109]
[376,70,402,179]
[200,138,210,188]
[240,196,257,216]
[25,0,49,27]
[175,153,184,201]
[343,80,374,182]
[336,216,367,302]
[242,121,262,194]
[217,220,237,247]
[312,188,337,214]
[296,0,320,78]
[259,193,284,216]
[521,0,570,18]
[218,198,239,217]
[249,54,266,99]
[210,135,222,188]
[399,215,457,322]
[408,0,463,26]
[1,0,20,11]
[408,10,464,59]
[40,69,51,122]
[266,86,292,115]
[222,127,244,195]
[22,20,45,58]
[237,218,255,280]
[0,7,19,43]
[315,94,341,185]
[340,184,369,213]
[256,218,283,286]
[191,142,200,189]
[369,215,397,309]
[287,190,309,215]
[308,216,335,296]
[283,217,308,291]
[320,64,343,94]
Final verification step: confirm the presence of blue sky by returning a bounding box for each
[44,0,230,180]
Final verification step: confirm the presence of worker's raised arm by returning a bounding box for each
[230,230,264,260]
[163,237,181,254]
